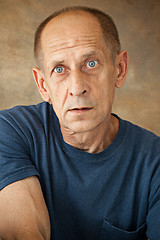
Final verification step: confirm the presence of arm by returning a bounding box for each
[0,176,50,240]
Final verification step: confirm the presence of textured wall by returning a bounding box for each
[0,0,160,135]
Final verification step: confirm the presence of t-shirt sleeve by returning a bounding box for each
[146,187,160,240]
[0,111,39,190]
[146,145,160,240]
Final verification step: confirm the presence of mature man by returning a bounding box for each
[0,6,159,240]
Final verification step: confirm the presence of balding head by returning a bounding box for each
[34,6,121,69]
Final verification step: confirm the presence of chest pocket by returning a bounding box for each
[99,220,147,240]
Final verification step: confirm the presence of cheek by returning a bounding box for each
[50,83,68,112]
[95,73,114,98]
[95,75,115,111]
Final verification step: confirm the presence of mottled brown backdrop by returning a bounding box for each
[0,0,160,135]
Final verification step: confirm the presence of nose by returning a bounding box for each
[68,70,89,97]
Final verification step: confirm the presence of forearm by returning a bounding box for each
[0,219,49,240]
[0,231,47,240]
[0,177,50,240]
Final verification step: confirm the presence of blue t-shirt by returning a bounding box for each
[0,102,160,240]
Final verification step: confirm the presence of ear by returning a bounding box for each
[32,67,50,102]
[115,50,128,88]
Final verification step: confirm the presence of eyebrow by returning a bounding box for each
[51,60,65,65]
[52,51,97,63]
[81,51,98,58]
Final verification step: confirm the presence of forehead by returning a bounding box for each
[41,11,108,64]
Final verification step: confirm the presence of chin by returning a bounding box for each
[65,120,100,134]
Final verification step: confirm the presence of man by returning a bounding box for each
[0,6,159,240]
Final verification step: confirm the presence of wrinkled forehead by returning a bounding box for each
[41,11,105,56]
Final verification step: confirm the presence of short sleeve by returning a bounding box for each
[146,187,160,240]
[0,111,39,190]
[146,146,160,240]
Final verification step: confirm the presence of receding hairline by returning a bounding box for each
[34,6,121,68]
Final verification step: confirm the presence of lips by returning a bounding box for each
[71,107,91,110]
[68,107,93,112]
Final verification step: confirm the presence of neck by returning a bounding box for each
[61,114,119,153]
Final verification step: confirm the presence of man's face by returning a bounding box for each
[39,11,119,133]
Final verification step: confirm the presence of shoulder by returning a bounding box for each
[0,102,56,150]
[0,102,51,122]
[0,102,55,191]
[120,117,160,151]
[122,117,160,182]
[118,116,160,174]
[119,117,160,193]
[0,102,53,132]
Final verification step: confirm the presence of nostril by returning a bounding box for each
[69,89,87,96]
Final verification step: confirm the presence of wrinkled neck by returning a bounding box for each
[61,114,119,153]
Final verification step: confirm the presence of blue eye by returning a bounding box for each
[87,60,98,68]
[54,66,64,74]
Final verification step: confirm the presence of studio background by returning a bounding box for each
[0,0,160,135]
